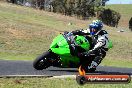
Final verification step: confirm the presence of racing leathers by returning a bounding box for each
[71,29,109,70]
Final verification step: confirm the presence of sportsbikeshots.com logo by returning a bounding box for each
[76,74,131,85]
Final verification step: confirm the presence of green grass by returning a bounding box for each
[0,2,132,68]
[0,2,86,60]
[102,57,132,68]
[0,78,132,88]
[0,2,72,60]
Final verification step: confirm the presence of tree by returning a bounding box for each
[89,0,109,7]
[51,0,66,14]
[31,0,45,10]
[9,0,17,4]
[97,8,121,27]
[129,17,132,31]
[6,0,111,20]
[74,0,96,19]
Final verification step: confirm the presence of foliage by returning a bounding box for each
[97,8,121,27]
[7,0,109,19]
[129,17,132,31]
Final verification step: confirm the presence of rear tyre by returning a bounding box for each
[33,51,51,70]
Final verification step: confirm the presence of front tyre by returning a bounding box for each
[33,51,51,70]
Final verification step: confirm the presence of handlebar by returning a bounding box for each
[63,32,78,46]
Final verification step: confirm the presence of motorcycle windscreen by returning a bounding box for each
[75,36,90,51]
[50,34,70,54]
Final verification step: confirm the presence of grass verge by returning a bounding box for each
[0,78,132,88]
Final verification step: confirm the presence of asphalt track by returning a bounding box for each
[0,60,132,76]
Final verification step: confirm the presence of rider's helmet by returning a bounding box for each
[89,20,103,35]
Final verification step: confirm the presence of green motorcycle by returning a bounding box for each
[33,32,113,72]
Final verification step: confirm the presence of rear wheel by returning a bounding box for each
[33,51,51,70]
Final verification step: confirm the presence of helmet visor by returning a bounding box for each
[89,26,97,35]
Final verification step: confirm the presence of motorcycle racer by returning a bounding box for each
[33,20,112,72]
[71,20,109,71]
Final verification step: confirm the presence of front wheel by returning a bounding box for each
[33,51,51,70]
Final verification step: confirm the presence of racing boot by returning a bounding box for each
[88,61,98,69]
[87,56,103,72]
